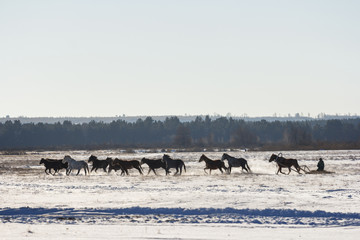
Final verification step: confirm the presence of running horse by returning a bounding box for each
[88,155,109,173]
[199,154,227,174]
[140,157,167,175]
[62,155,89,176]
[268,153,303,175]
[106,158,143,175]
[162,154,186,175]
[221,153,251,173]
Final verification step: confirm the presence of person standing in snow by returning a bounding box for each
[317,158,324,171]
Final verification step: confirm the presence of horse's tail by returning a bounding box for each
[183,161,186,173]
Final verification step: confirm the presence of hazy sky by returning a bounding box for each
[1,0,359,117]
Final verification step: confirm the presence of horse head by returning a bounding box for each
[105,157,113,164]
[62,155,72,163]
[221,153,228,161]
[199,154,205,162]
[39,158,45,164]
[269,154,277,162]
[162,154,170,162]
[88,155,97,163]
[140,157,146,165]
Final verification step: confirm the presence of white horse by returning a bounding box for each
[62,155,89,176]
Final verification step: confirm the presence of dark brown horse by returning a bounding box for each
[140,157,167,175]
[88,155,109,172]
[39,158,68,175]
[162,154,186,175]
[221,153,251,173]
[269,153,303,174]
[106,157,143,175]
[199,154,227,174]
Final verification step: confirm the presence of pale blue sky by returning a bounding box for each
[1,0,359,117]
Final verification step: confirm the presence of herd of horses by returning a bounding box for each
[39,153,309,176]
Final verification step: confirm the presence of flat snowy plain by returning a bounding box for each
[1,149,360,239]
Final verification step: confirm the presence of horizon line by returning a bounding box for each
[2,113,359,119]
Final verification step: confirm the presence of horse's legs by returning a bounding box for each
[246,163,251,173]
[204,168,208,174]
[279,167,287,175]
[136,167,143,175]
[76,169,81,175]
[152,168,157,175]
[221,163,227,173]
[91,166,95,172]
[147,168,152,175]
[219,167,223,173]
[287,167,291,175]
[174,167,179,175]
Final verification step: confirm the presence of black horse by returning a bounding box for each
[88,155,109,172]
[39,158,68,175]
[269,153,302,174]
[221,153,251,174]
[140,157,167,175]
[106,157,143,175]
[162,154,186,175]
[199,154,227,174]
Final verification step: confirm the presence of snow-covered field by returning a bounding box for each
[1,150,360,239]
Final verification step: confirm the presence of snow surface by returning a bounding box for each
[1,150,360,239]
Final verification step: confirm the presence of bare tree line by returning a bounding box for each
[0,116,359,150]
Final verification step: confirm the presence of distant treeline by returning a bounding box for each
[1,116,360,151]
